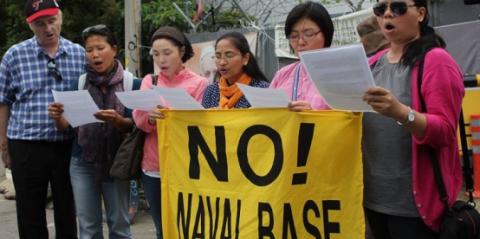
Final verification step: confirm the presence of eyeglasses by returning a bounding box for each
[47,58,62,81]
[373,1,417,17]
[287,30,322,42]
[82,24,108,39]
[214,52,240,62]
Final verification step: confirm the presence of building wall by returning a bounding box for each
[429,0,480,26]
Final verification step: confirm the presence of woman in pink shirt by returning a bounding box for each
[269,2,333,111]
[362,0,463,237]
[132,26,208,239]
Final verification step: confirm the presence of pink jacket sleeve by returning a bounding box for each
[269,71,281,88]
[413,49,464,148]
[191,77,208,102]
[133,75,156,133]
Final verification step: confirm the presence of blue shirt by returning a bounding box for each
[202,79,269,108]
[0,36,85,141]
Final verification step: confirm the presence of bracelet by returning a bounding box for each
[396,107,415,126]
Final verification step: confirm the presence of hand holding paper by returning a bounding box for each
[299,44,376,111]
[52,90,101,127]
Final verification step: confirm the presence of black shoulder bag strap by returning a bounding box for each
[417,55,475,210]
[152,74,158,86]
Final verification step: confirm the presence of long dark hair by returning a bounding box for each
[215,32,268,82]
[401,0,445,66]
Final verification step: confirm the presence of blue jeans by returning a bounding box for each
[70,156,131,239]
[141,173,162,239]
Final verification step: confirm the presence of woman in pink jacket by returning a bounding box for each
[132,26,208,239]
[362,0,464,238]
[269,1,333,111]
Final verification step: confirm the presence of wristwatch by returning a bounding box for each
[397,107,415,126]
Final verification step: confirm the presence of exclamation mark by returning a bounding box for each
[292,123,315,185]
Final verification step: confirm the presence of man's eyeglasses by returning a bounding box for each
[373,1,417,17]
[287,30,322,42]
[47,58,62,81]
[214,52,240,62]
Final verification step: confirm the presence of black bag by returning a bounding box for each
[109,74,157,180]
[109,125,145,180]
[439,201,480,239]
[416,56,480,239]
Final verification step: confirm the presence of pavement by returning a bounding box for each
[1,154,479,239]
[2,187,479,239]
[0,190,158,239]
[0,152,159,239]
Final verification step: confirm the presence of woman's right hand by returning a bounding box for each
[48,102,70,130]
[148,105,167,125]
[48,102,64,120]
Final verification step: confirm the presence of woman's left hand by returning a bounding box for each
[94,109,122,123]
[363,87,406,119]
[288,101,312,112]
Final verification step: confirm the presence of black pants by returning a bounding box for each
[9,139,77,239]
[365,208,438,239]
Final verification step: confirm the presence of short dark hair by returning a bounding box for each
[81,24,117,48]
[215,32,268,82]
[150,26,194,63]
[285,1,334,47]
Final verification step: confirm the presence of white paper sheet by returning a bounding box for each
[52,90,101,127]
[299,44,376,112]
[237,83,289,108]
[115,89,163,111]
[153,87,204,110]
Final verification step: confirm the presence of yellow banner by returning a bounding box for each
[157,109,364,238]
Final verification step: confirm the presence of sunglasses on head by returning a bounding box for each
[81,24,108,39]
[373,1,417,17]
[47,58,62,81]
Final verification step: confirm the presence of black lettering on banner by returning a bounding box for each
[292,123,315,185]
[192,195,206,238]
[235,200,241,239]
[221,199,232,239]
[177,193,242,239]
[188,126,228,181]
[206,196,220,239]
[237,125,283,186]
[303,200,322,239]
[323,200,341,239]
[177,192,193,238]
[282,203,297,239]
[258,202,275,238]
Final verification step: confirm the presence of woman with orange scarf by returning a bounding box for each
[202,32,269,109]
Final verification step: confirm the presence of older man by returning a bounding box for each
[0,0,85,238]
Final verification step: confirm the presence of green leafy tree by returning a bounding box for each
[0,0,253,75]
[142,0,191,36]
[0,0,124,58]
[0,1,30,55]
[61,0,124,47]
[140,0,255,74]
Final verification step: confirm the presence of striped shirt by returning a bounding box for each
[0,36,85,141]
